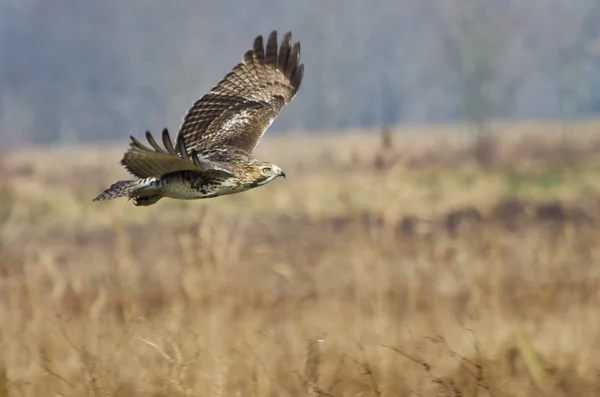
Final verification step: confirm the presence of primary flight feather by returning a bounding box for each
[93,30,304,206]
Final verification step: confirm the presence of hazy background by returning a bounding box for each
[1,0,599,146]
[3,2,600,395]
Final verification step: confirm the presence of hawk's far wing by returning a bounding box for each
[175,30,304,155]
[121,128,234,179]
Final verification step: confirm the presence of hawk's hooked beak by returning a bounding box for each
[271,165,285,179]
[274,166,285,179]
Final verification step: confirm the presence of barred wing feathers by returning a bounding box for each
[175,30,304,155]
[121,128,233,179]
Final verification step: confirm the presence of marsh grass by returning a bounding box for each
[2,121,600,396]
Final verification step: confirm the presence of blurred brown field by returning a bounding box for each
[1,120,600,396]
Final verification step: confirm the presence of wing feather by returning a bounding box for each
[161,128,177,155]
[253,34,265,63]
[287,42,301,76]
[121,129,233,179]
[175,30,304,155]
[144,130,166,153]
[176,132,190,162]
[277,32,292,72]
[265,31,278,66]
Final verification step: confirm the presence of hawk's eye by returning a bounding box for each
[262,167,272,174]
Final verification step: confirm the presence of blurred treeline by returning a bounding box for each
[0,0,599,146]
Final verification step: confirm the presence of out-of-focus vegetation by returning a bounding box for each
[0,0,599,145]
[2,1,600,394]
[1,122,600,396]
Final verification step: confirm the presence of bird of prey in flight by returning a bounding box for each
[93,30,304,206]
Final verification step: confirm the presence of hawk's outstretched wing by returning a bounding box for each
[175,30,304,155]
[121,128,234,179]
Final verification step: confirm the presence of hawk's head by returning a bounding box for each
[245,161,286,187]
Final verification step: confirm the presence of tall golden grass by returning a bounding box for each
[2,121,600,396]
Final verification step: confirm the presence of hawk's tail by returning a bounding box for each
[93,180,145,202]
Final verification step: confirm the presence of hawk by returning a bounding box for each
[93,30,304,206]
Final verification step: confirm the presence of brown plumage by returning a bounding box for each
[177,30,303,154]
[93,30,303,206]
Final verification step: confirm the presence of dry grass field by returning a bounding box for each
[2,120,600,396]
